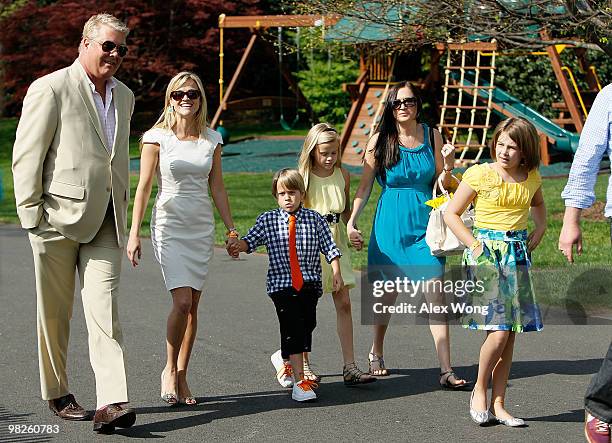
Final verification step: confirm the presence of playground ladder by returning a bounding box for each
[438,42,497,164]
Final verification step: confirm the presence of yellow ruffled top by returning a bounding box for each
[461,163,542,231]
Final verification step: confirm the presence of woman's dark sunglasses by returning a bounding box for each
[95,40,128,57]
[170,90,201,101]
[391,97,418,109]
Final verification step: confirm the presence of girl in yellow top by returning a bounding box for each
[445,117,546,427]
[296,123,375,385]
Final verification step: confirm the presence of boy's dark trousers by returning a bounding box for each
[270,282,321,359]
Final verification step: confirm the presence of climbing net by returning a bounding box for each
[439,42,497,164]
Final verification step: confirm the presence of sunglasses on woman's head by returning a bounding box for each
[391,97,418,109]
[170,90,201,101]
[94,40,128,57]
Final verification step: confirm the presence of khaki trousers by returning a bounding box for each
[28,211,128,409]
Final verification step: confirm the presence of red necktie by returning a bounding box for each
[288,214,303,291]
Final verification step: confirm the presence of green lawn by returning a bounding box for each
[218,122,344,141]
[2,116,610,298]
[223,124,310,141]
[0,119,17,221]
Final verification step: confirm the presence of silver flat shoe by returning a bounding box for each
[489,412,526,427]
[469,389,490,424]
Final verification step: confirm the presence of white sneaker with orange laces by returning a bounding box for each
[292,380,317,402]
[270,350,293,388]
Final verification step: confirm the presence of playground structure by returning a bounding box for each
[337,33,603,166]
[213,13,604,167]
[211,14,341,130]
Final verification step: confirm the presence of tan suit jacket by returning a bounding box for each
[12,60,134,247]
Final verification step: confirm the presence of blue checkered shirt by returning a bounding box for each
[242,207,342,294]
[561,84,612,217]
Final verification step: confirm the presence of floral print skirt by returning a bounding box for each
[461,228,543,333]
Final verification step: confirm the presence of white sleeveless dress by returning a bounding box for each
[142,127,223,291]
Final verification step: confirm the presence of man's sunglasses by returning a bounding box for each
[391,97,418,109]
[94,40,128,57]
[170,90,201,101]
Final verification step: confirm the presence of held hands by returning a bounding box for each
[528,227,546,253]
[347,225,364,250]
[126,235,142,267]
[558,222,582,263]
[226,237,240,258]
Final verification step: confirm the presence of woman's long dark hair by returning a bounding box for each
[372,81,422,178]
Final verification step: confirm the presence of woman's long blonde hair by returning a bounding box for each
[297,123,341,192]
[145,71,208,144]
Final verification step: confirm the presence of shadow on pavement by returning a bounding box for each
[528,409,584,423]
[115,358,601,437]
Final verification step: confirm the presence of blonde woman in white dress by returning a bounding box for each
[127,72,238,405]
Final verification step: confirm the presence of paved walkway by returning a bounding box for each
[0,225,608,442]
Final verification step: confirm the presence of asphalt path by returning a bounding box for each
[0,224,609,442]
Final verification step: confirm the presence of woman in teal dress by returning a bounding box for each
[348,81,469,389]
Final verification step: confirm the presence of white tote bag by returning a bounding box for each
[425,175,475,257]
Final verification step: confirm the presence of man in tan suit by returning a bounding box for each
[12,13,136,434]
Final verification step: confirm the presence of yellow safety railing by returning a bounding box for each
[589,66,602,90]
[561,66,588,117]
[479,45,566,57]
[218,15,225,103]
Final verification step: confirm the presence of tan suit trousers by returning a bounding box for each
[28,208,128,409]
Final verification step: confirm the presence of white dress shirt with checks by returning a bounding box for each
[561,84,612,217]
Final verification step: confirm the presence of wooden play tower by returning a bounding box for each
[212,13,603,167]
[338,36,603,166]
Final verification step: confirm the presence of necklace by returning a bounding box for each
[398,134,420,148]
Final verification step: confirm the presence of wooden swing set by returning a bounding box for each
[211,14,339,129]
[212,13,603,167]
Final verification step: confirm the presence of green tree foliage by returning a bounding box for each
[294,0,612,57]
[0,0,28,19]
[0,0,268,116]
[295,58,358,126]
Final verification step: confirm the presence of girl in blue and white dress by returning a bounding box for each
[445,117,546,426]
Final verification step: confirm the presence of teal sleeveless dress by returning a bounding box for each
[368,124,445,281]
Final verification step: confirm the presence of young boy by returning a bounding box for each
[228,168,343,402]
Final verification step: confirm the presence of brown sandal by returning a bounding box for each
[343,362,377,386]
[303,359,321,382]
[368,352,389,376]
[439,370,471,390]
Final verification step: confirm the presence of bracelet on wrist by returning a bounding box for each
[226,228,239,238]
[469,239,482,251]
